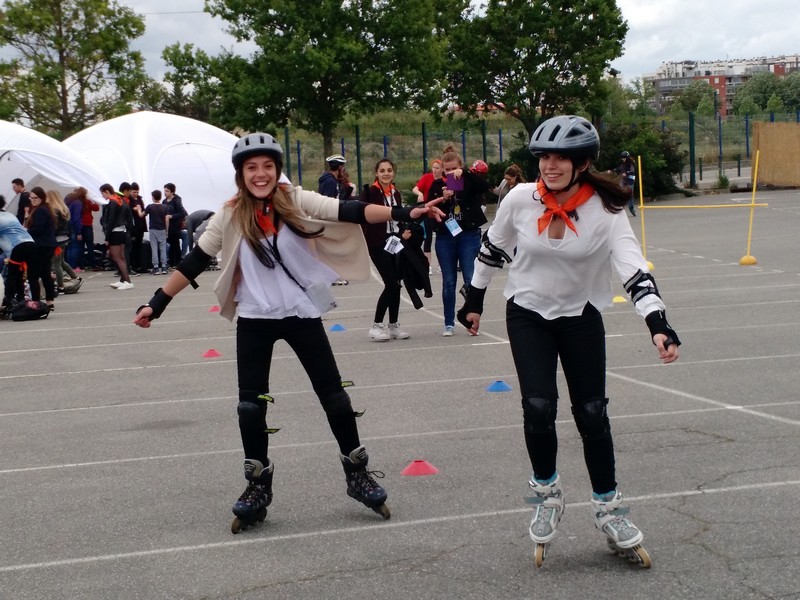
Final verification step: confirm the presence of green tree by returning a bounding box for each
[766,92,785,113]
[778,71,800,111]
[446,0,627,137]
[696,95,715,117]
[733,93,759,116]
[205,0,463,155]
[159,43,218,121]
[673,79,714,113]
[627,78,657,118]
[0,0,150,138]
[737,71,779,109]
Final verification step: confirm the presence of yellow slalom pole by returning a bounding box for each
[637,155,654,270]
[740,150,760,265]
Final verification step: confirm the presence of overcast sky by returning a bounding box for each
[129,0,800,84]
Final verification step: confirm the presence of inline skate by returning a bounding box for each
[340,446,390,519]
[592,491,651,568]
[231,458,273,534]
[525,474,564,567]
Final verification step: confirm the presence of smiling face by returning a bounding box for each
[375,160,394,187]
[538,153,588,193]
[29,190,42,205]
[242,155,278,199]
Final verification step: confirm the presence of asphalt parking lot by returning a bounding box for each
[1,189,799,600]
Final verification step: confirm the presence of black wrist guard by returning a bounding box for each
[338,200,367,224]
[645,310,681,349]
[456,284,486,329]
[391,205,415,222]
[137,287,173,320]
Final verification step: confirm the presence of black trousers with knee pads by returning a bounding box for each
[236,316,362,460]
[507,300,617,494]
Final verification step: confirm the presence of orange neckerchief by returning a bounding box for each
[536,180,595,236]
[372,181,397,206]
[108,194,123,206]
[256,201,275,235]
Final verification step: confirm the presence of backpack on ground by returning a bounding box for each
[11,300,50,321]
[62,277,83,294]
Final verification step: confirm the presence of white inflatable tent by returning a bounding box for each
[63,111,242,215]
[0,120,107,212]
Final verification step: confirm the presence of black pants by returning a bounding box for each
[236,316,360,464]
[368,245,402,324]
[3,242,34,304]
[167,229,182,267]
[28,245,56,302]
[506,300,616,494]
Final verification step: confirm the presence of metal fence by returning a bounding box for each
[280,112,800,194]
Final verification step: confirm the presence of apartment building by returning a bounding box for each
[643,55,800,115]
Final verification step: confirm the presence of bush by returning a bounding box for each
[598,122,687,197]
[717,173,730,189]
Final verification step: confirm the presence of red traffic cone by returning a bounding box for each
[203,348,222,358]
[208,305,220,312]
[401,460,439,476]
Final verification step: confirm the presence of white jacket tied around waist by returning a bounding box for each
[196,185,370,321]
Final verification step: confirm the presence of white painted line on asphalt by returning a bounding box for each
[1,479,797,574]
[608,371,800,426]
[3,401,799,475]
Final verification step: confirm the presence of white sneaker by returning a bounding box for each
[442,325,454,337]
[368,322,390,341]
[109,281,123,288]
[388,323,410,340]
[116,281,134,290]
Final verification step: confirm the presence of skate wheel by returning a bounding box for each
[375,503,391,520]
[231,517,243,534]
[631,545,652,568]
[534,543,547,568]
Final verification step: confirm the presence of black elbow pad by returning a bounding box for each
[176,245,214,288]
[338,200,367,224]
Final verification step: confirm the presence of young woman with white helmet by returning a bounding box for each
[133,133,443,533]
[458,115,680,567]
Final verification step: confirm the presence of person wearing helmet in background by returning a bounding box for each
[318,154,351,285]
[133,133,444,533]
[318,154,347,200]
[614,151,637,216]
[457,115,680,567]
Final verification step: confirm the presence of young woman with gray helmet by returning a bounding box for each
[133,132,443,533]
[457,115,681,568]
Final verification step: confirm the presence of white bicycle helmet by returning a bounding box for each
[529,115,600,161]
[232,133,283,170]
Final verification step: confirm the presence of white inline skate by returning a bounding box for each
[525,474,564,567]
[591,491,651,568]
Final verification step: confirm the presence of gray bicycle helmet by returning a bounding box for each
[529,115,600,161]
[232,133,283,170]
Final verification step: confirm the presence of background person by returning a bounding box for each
[23,186,57,308]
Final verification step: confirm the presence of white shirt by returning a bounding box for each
[235,227,339,319]
[470,182,664,320]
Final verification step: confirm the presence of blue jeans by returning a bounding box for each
[66,231,81,268]
[435,228,481,327]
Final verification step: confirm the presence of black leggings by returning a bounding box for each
[368,245,402,324]
[506,300,616,494]
[236,316,361,464]
[28,245,56,302]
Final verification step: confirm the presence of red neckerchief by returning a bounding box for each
[256,201,275,235]
[536,179,595,236]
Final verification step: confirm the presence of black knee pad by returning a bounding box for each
[521,396,557,434]
[238,389,270,427]
[321,389,355,416]
[572,397,611,440]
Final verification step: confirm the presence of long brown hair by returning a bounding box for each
[579,165,628,213]
[229,169,323,268]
